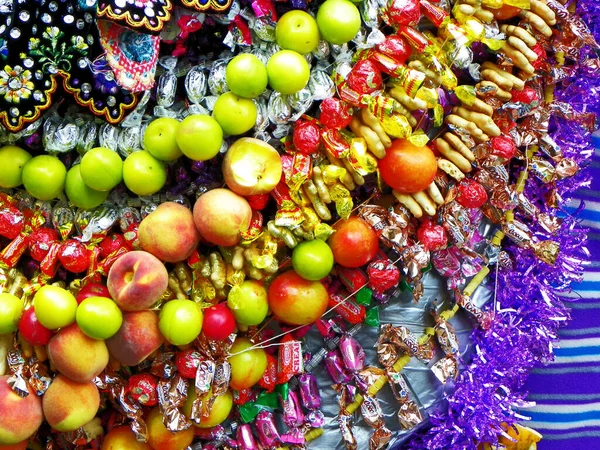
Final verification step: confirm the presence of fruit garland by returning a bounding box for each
[0,0,597,449]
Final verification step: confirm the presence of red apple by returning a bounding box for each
[138,202,201,263]
[76,283,111,304]
[222,138,282,196]
[18,308,54,346]
[107,251,169,311]
[327,217,378,268]
[267,270,328,326]
[193,189,252,247]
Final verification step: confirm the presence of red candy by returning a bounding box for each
[347,60,383,95]
[417,220,448,251]
[99,233,129,259]
[491,136,518,160]
[127,373,158,406]
[58,239,91,273]
[293,119,321,155]
[531,43,547,70]
[511,86,541,105]
[233,388,255,405]
[376,34,412,65]
[456,180,488,209]
[0,206,23,239]
[319,97,353,129]
[19,308,54,346]
[367,259,401,292]
[277,335,303,384]
[259,353,278,392]
[328,293,366,324]
[28,227,58,262]
[384,0,421,27]
[246,193,270,210]
[175,349,203,379]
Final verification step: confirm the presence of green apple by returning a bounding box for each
[226,54,269,99]
[33,285,78,330]
[176,115,223,161]
[292,239,334,280]
[213,92,257,136]
[227,280,269,326]
[80,147,123,192]
[144,118,183,162]
[0,145,31,188]
[76,296,123,340]
[22,155,67,201]
[158,299,203,346]
[0,292,24,334]
[276,10,320,55]
[317,0,362,45]
[266,50,311,95]
[123,151,167,196]
[65,165,109,210]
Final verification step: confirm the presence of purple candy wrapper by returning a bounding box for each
[255,410,282,448]
[298,373,321,410]
[339,334,366,372]
[282,390,305,428]
[324,349,353,384]
[236,423,259,450]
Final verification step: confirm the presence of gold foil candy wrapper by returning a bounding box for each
[321,128,350,159]
[377,343,399,368]
[434,313,460,356]
[386,369,411,403]
[116,385,147,442]
[321,164,348,185]
[392,66,426,99]
[371,426,393,450]
[416,337,435,363]
[456,291,494,330]
[338,414,358,450]
[212,361,232,397]
[329,184,353,220]
[356,366,386,390]
[379,324,419,357]
[431,356,459,383]
[380,112,412,139]
[275,204,305,228]
[349,138,378,175]
[6,349,29,397]
[195,360,215,394]
[529,156,556,183]
[157,375,192,432]
[502,220,533,247]
[398,400,423,429]
[359,205,389,233]
[360,394,386,428]
[556,158,579,179]
[407,130,430,147]
[28,360,52,395]
[365,95,395,121]
[538,213,563,234]
[533,240,560,266]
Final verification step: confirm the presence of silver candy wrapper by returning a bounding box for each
[208,59,230,96]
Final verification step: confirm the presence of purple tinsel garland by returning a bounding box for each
[405,2,600,448]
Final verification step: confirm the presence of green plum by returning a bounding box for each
[0,292,24,334]
[80,147,123,192]
[158,299,203,346]
[22,155,67,201]
[227,280,268,326]
[33,285,78,330]
[0,145,31,188]
[123,151,167,196]
[76,296,123,340]
[65,165,109,210]
[226,54,268,99]
[292,238,334,280]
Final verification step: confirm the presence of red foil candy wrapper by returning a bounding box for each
[0,205,23,239]
[175,349,203,379]
[456,180,489,209]
[58,239,92,273]
[376,34,412,65]
[99,233,130,259]
[367,259,401,293]
[417,220,448,251]
[490,136,518,160]
[319,97,353,129]
[259,353,278,392]
[383,0,421,27]
[337,267,369,294]
[127,373,158,407]
[28,227,58,262]
[246,193,270,210]
[328,293,366,324]
[293,119,321,155]
[339,333,366,372]
[347,60,383,95]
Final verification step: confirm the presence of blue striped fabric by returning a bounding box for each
[522,134,600,449]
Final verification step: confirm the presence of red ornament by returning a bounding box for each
[417,220,448,251]
[58,240,91,273]
[293,120,321,155]
[28,227,58,262]
[127,373,158,406]
[347,60,383,95]
[456,180,488,209]
[0,206,23,239]
[175,349,203,379]
[491,136,517,160]
[319,98,353,130]
[19,308,54,346]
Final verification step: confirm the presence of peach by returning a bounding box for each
[146,407,194,450]
[101,426,152,450]
[106,310,163,366]
[0,376,43,445]
[138,202,200,263]
[193,188,252,247]
[43,375,100,432]
[47,324,109,382]
[107,251,168,311]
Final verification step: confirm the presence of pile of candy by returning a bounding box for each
[0,0,598,449]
